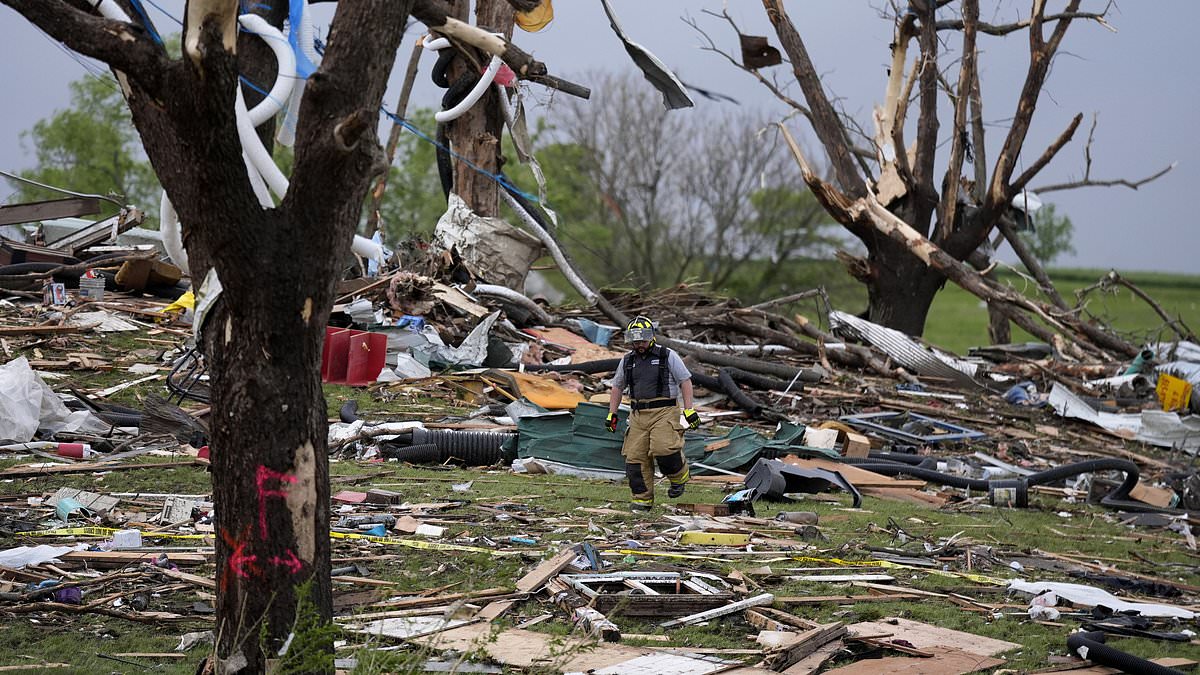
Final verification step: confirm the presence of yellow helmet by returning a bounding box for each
[625,315,655,342]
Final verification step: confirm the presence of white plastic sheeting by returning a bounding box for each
[0,357,110,443]
[1009,579,1195,619]
[1048,382,1200,454]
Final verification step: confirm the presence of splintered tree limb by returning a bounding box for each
[936,0,978,241]
[409,0,589,98]
[1009,113,1082,195]
[851,194,1136,358]
[761,0,868,199]
[995,216,1069,311]
[983,0,1083,225]
[935,9,1116,36]
[1076,272,1198,343]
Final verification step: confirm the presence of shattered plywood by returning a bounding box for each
[821,646,1004,675]
[845,617,1019,657]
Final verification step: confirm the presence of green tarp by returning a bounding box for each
[507,402,837,474]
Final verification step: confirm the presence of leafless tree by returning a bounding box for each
[704,1,1171,351]
[1,0,571,670]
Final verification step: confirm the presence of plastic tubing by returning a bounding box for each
[473,284,553,325]
[435,55,501,122]
[853,458,1153,511]
[237,15,297,126]
[1067,631,1185,675]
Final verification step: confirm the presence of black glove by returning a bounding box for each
[605,412,618,432]
[683,408,700,429]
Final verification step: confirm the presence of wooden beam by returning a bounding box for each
[0,197,101,226]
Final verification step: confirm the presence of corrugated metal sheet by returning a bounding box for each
[829,310,982,389]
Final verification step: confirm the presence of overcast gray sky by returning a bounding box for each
[2,1,1196,274]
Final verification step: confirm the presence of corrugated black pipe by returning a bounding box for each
[854,458,1153,511]
[383,443,442,464]
[1067,631,1185,675]
[724,367,794,392]
[411,428,514,466]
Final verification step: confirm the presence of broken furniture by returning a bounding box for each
[557,571,733,617]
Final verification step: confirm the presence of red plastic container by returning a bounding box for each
[321,327,386,386]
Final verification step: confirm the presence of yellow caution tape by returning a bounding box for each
[329,531,513,556]
[17,526,210,541]
[22,527,509,556]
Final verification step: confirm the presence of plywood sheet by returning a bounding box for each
[846,617,1018,657]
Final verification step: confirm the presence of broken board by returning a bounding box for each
[845,617,1019,657]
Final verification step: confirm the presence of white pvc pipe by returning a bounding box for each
[423,35,451,52]
[236,87,289,200]
[435,54,502,122]
[89,0,130,21]
[237,14,296,126]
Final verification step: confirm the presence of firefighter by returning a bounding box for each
[606,315,700,511]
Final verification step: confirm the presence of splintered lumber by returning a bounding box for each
[845,617,1019,657]
[515,546,578,592]
[58,551,209,567]
[410,623,779,673]
[0,460,204,479]
[784,639,844,675]
[371,587,512,610]
[763,622,847,671]
[155,567,215,590]
[659,592,774,628]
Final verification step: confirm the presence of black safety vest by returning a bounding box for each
[623,344,672,400]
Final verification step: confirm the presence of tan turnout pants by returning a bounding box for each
[621,405,688,502]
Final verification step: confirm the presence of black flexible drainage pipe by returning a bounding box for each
[1067,631,1185,675]
[383,443,442,464]
[525,358,622,375]
[854,458,1147,511]
[410,428,515,466]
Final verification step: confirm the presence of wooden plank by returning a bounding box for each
[58,551,209,567]
[660,593,775,629]
[783,639,844,675]
[474,599,517,621]
[155,566,215,590]
[845,617,1019,657]
[763,622,847,671]
[0,460,204,479]
[0,324,98,336]
[0,197,100,226]
[515,546,578,592]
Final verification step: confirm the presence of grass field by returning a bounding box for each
[745,262,1200,355]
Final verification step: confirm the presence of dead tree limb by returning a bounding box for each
[1075,272,1197,343]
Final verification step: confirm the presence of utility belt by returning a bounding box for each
[630,398,675,411]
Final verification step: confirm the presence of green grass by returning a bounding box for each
[924,268,1200,354]
[3,444,1198,672]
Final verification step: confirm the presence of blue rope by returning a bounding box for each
[381,108,542,205]
[127,0,164,45]
[138,0,182,27]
